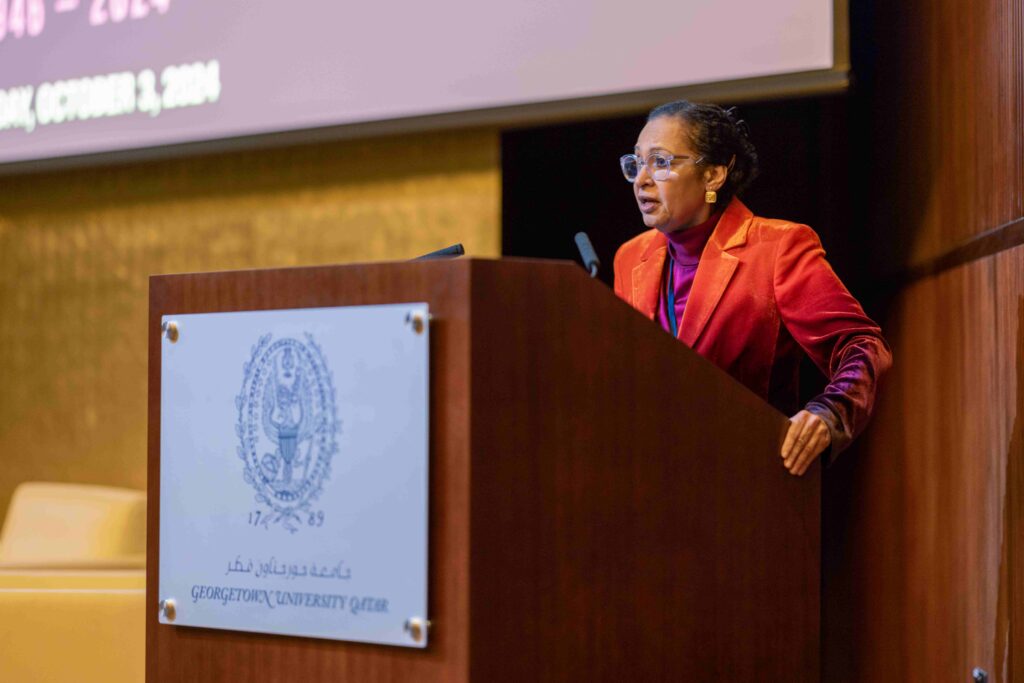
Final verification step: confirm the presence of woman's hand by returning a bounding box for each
[781,410,831,475]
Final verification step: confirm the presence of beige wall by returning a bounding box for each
[0,128,501,528]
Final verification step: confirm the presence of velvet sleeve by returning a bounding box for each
[772,225,893,458]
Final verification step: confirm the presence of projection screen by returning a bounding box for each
[0,0,847,167]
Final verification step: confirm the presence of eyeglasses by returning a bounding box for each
[619,152,703,182]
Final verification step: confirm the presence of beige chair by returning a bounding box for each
[0,482,146,683]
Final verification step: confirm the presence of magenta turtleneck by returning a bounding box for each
[656,208,723,337]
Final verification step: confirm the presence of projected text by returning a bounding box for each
[0,59,220,133]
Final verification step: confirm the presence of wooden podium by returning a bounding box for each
[147,258,820,682]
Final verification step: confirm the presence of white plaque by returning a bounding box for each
[158,303,429,648]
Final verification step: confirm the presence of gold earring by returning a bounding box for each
[705,190,717,204]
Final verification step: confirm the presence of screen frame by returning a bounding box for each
[0,0,848,176]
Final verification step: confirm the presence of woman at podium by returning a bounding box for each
[613,100,891,476]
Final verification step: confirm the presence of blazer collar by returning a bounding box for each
[630,198,753,343]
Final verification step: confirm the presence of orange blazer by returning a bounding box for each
[613,198,892,455]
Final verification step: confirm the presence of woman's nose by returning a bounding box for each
[634,164,654,186]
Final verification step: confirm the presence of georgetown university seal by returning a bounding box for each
[236,333,339,532]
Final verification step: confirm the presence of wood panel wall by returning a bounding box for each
[859,0,1023,275]
[829,248,1024,681]
[825,0,1024,679]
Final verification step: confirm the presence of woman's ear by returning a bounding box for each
[704,164,729,192]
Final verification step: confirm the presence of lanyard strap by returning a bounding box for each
[665,255,678,338]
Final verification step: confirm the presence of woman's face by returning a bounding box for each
[633,116,714,234]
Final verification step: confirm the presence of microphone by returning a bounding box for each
[574,232,600,278]
[414,243,465,260]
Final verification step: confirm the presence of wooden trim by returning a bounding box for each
[900,216,1024,284]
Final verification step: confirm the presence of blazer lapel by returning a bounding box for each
[678,199,752,347]
[630,233,669,320]
[678,251,739,346]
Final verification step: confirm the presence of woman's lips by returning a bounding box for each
[638,197,660,213]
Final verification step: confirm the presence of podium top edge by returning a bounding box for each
[148,256,583,283]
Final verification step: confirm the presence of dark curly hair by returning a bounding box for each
[647,100,759,207]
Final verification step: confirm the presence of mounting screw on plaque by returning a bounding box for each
[406,311,428,335]
[972,668,988,683]
[159,598,177,622]
[404,617,431,642]
[162,320,180,343]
